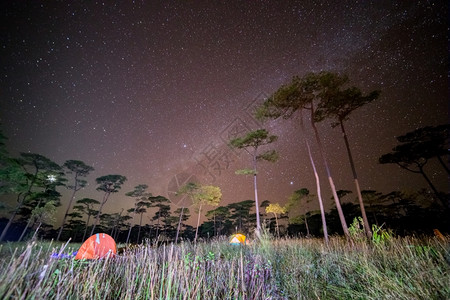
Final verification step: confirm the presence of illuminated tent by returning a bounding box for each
[229,233,247,245]
[74,233,117,260]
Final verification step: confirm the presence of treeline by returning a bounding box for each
[0,146,223,243]
[0,71,448,243]
[0,127,447,243]
[267,188,448,238]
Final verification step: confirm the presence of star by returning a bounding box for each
[0,1,446,227]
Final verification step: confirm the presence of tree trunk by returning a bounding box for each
[125,224,132,244]
[175,206,185,244]
[0,194,23,242]
[126,210,135,244]
[155,209,161,240]
[82,213,91,242]
[253,151,261,238]
[436,155,450,176]
[397,162,448,209]
[110,222,115,236]
[57,173,79,241]
[301,113,329,244]
[305,138,329,243]
[113,209,123,241]
[194,204,202,243]
[19,197,44,242]
[90,192,109,236]
[372,208,379,226]
[18,216,33,242]
[0,165,39,242]
[310,106,349,238]
[304,214,310,237]
[340,120,372,238]
[418,166,448,209]
[90,202,104,236]
[274,213,279,238]
[32,221,42,241]
[137,212,143,244]
[213,213,216,237]
[18,217,32,242]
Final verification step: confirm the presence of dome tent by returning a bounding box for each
[229,233,247,245]
[75,233,117,260]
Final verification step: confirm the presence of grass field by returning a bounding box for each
[0,233,448,299]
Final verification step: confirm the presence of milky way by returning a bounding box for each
[1,1,447,223]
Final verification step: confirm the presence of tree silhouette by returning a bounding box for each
[114,213,131,241]
[149,195,170,239]
[177,182,221,243]
[286,188,316,237]
[314,74,380,238]
[73,197,100,241]
[29,200,57,240]
[260,200,271,218]
[64,211,83,241]
[17,154,65,242]
[134,201,151,243]
[173,207,190,240]
[107,209,128,241]
[379,125,449,209]
[303,73,350,238]
[397,124,449,175]
[99,213,115,234]
[265,203,286,238]
[205,206,230,236]
[175,182,197,243]
[256,75,335,243]
[57,160,94,241]
[193,184,222,243]
[0,130,27,196]
[283,72,372,238]
[90,174,127,236]
[125,184,151,244]
[0,153,64,241]
[227,200,256,233]
[361,190,383,226]
[18,187,62,242]
[159,204,172,237]
[230,129,278,237]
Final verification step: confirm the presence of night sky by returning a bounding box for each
[1,1,448,223]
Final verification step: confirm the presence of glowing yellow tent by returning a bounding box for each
[229,233,247,245]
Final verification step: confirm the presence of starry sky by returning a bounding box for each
[0,1,448,224]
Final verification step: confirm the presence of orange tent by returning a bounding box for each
[74,233,117,260]
[229,233,247,245]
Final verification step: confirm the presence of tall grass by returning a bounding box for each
[0,235,448,299]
